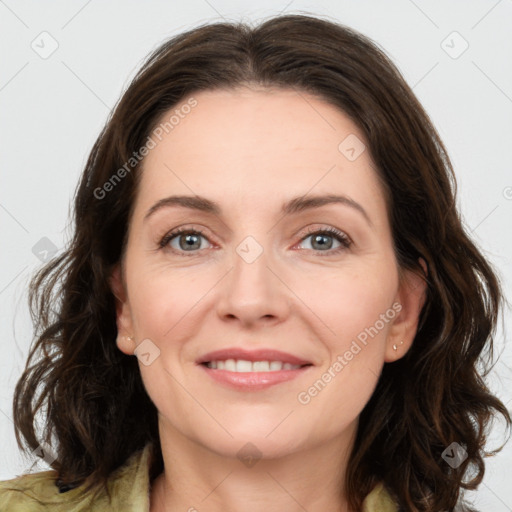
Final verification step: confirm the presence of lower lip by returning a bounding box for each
[198,364,313,391]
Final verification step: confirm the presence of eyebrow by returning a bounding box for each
[143,194,372,226]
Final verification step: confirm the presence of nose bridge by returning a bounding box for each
[216,232,289,323]
[231,233,274,299]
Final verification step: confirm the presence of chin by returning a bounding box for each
[202,434,305,462]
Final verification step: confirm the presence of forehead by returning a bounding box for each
[134,87,386,222]
[146,86,364,166]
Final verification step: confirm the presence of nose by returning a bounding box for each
[215,242,291,328]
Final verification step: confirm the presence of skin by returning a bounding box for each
[109,86,427,512]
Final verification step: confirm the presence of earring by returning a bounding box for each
[125,335,134,343]
[392,340,404,351]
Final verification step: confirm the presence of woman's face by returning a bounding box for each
[111,87,425,460]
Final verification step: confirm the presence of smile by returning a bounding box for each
[204,359,307,372]
[199,360,313,391]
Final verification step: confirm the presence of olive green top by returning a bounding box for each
[0,444,398,511]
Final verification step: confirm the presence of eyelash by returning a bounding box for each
[158,226,352,257]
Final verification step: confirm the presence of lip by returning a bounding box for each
[196,348,312,366]
[196,347,314,391]
[198,363,313,391]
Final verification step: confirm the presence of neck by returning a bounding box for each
[150,420,357,512]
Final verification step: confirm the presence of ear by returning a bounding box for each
[109,263,136,356]
[384,258,428,362]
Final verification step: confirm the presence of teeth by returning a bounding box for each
[269,361,282,371]
[236,360,253,372]
[224,359,236,371]
[206,359,302,372]
[253,361,270,372]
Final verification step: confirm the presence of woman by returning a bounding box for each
[1,13,510,512]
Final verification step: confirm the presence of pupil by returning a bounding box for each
[313,234,332,250]
[181,234,200,250]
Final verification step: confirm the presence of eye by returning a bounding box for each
[296,227,352,255]
[158,225,352,256]
[159,227,212,255]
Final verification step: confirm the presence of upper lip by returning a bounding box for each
[196,348,313,366]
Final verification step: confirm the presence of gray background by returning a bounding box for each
[1,0,511,509]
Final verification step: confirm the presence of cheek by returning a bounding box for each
[298,264,397,345]
[297,267,396,419]
[128,262,209,338]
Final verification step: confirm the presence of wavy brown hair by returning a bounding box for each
[12,13,511,511]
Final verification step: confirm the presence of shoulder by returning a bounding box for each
[0,469,77,511]
[362,481,399,512]
[0,443,154,512]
